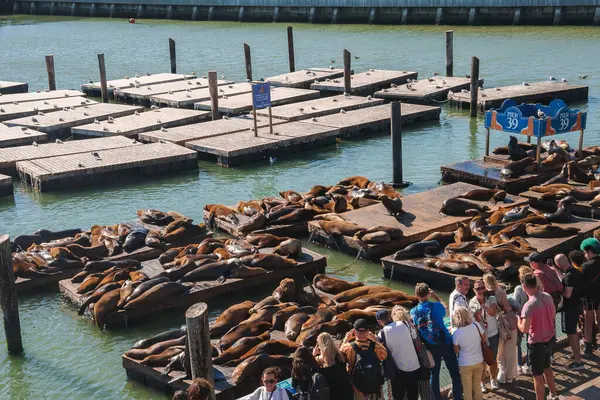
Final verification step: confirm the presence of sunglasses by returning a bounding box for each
[264,379,276,384]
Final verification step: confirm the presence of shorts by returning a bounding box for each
[562,306,582,335]
[488,334,500,358]
[583,298,600,311]
[530,337,555,376]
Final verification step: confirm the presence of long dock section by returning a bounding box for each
[82,73,195,97]
[0,89,85,105]
[150,83,253,108]
[266,68,345,89]
[448,81,589,111]
[0,124,47,148]
[71,108,210,138]
[16,141,198,191]
[519,188,600,220]
[374,76,482,104]
[310,69,417,95]
[114,77,233,104]
[0,174,11,196]
[0,97,96,122]
[0,81,28,94]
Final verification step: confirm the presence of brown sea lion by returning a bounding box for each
[349,197,380,209]
[236,340,299,364]
[272,305,300,331]
[273,278,297,303]
[78,282,122,315]
[300,308,336,332]
[250,296,279,314]
[204,204,239,226]
[117,280,140,308]
[285,313,311,341]
[129,270,149,282]
[123,282,187,311]
[568,161,595,184]
[137,209,175,225]
[240,253,297,270]
[440,198,489,216]
[488,208,508,225]
[333,285,391,303]
[531,184,575,193]
[454,222,473,243]
[212,333,271,365]
[589,180,600,189]
[338,176,371,188]
[279,190,304,202]
[393,240,441,260]
[93,288,122,330]
[381,196,404,216]
[125,276,170,303]
[501,157,535,178]
[273,238,303,258]
[525,224,580,238]
[590,194,600,207]
[352,290,413,304]
[217,321,273,351]
[541,152,567,167]
[428,259,482,275]
[232,354,292,385]
[132,326,187,349]
[125,335,186,360]
[245,233,289,248]
[501,206,529,223]
[177,258,243,282]
[66,243,108,260]
[237,213,266,235]
[354,231,390,245]
[334,310,377,325]
[140,346,185,367]
[477,247,531,266]
[313,274,363,295]
[236,200,263,216]
[423,231,456,247]
[318,220,365,237]
[77,273,105,294]
[458,189,506,204]
[245,303,296,324]
[313,213,345,222]
[210,300,255,338]
[445,241,481,254]
[570,188,600,201]
[297,320,354,346]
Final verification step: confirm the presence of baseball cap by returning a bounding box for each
[580,238,600,253]
[353,319,370,331]
[375,310,390,321]
[524,252,543,263]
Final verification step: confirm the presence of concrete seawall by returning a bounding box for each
[9,0,600,25]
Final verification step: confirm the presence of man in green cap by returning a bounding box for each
[580,237,600,355]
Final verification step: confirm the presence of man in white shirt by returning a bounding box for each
[449,276,471,332]
[376,310,420,400]
[241,367,291,400]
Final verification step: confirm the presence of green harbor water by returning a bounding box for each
[0,15,599,399]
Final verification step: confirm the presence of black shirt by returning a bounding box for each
[581,256,600,300]
[562,266,582,309]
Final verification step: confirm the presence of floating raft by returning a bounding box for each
[266,68,345,89]
[4,103,143,139]
[0,124,47,148]
[0,89,85,105]
[201,208,308,239]
[381,215,600,291]
[0,135,138,174]
[0,173,11,197]
[82,73,195,97]
[59,247,326,328]
[0,97,96,122]
[150,83,253,108]
[519,188,600,220]
[308,182,528,260]
[114,77,233,104]
[16,141,198,192]
[256,94,384,121]
[310,69,417,95]
[0,81,28,94]
[448,81,589,111]
[71,108,210,138]
[373,76,482,104]
[194,87,320,115]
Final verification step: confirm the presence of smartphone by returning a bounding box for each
[547,258,554,266]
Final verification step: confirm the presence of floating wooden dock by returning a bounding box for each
[448,81,589,111]
[519,187,600,220]
[150,83,253,108]
[194,87,320,115]
[0,81,28,94]
[59,247,326,328]
[114,77,233,104]
[373,76,482,104]
[0,89,85,105]
[71,108,210,138]
[0,135,138,174]
[0,124,47,148]
[381,215,600,291]
[266,68,346,89]
[0,97,96,122]
[256,94,384,121]
[201,208,307,239]
[82,73,195,97]
[16,141,198,192]
[0,173,11,196]
[308,182,528,260]
[139,115,287,145]
[310,69,417,95]
[4,103,143,139]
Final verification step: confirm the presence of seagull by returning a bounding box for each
[495,87,501,91]
[427,77,436,83]
[151,105,159,110]
[132,139,137,144]
[442,79,447,85]
[340,109,346,114]
[223,94,228,99]
[447,90,454,98]
[38,112,45,116]
[156,119,162,124]
[94,119,100,124]
[332,98,338,102]
[329,66,334,70]
[367,95,372,100]
[83,112,89,116]
[168,90,173,95]
[461,89,469,93]
[161,127,168,132]
[219,88,225,93]
[43,101,49,105]
[59,118,65,122]
[221,74,226,80]
[107,116,114,123]
[435,85,443,89]
[390,83,398,88]
[135,74,140,78]
[32,141,38,147]
[330,60,335,64]
[0,108,4,113]
[78,163,85,168]
[344,92,351,98]
[102,127,109,131]
[310,106,317,110]
[433,72,439,76]
[579,75,588,79]
[549,76,556,81]
[31,117,38,123]
[91,152,100,158]
[522,82,530,86]
[537,109,546,118]
[223,116,230,120]
[465,74,471,79]
[406,84,417,92]
[88,79,93,84]
[55,139,63,144]
[285,76,289,81]
[134,111,140,116]
[81,101,87,105]
[159,139,166,143]
[147,86,152,90]
[21,127,27,131]
[561,78,568,82]
[312,117,318,122]
[299,107,305,113]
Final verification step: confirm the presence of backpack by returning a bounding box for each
[297,373,330,400]
[412,302,444,345]
[350,341,384,395]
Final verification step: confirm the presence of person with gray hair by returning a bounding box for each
[452,307,486,400]
[450,276,471,332]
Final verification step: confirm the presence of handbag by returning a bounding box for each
[475,323,496,366]
[379,328,399,380]
[404,321,436,369]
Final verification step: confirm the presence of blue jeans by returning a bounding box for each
[428,342,463,400]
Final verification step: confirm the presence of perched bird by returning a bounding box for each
[579,75,588,79]
[299,107,305,113]
[21,127,27,131]
[390,83,398,88]
[31,117,38,123]
[381,195,404,216]
[428,77,436,83]
[433,72,439,76]
[221,74,226,80]
[461,89,469,93]
[340,109,346,114]
[91,152,100,158]
[147,86,152,90]
[561,78,568,82]
[223,116,230,120]
[222,94,228,99]
[38,112,45,116]
[537,109,546,118]
[522,82,530,86]
[330,60,335,64]
[156,119,162,124]
[32,141,38,147]
[78,163,85,168]
[310,106,317,110]
[285,76,289,81]
[442,79,447,85]
[312,117,318,122]
[465,74,471,79]
[269,157,276,164]
[549,76,556,81]
[367,95,372,100]
[107,116,114,123]
[88,79,93,84]
[132,139,137,144]
[495,87,501,91]
[344,92,351,98]
[332,98,338,102]
[94,119,100,124]
[161,127,168,132]
[59,117,65,122]
[83,112,89,116]
[168,90,173,95]
[102,127,109,132]
[151,105,159,110]
[329,66,334,70]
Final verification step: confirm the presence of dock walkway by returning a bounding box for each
[0,81,28,94]
[0,174,11,197]
[0,89,85,105]
[0,124,47,148]
[0,97,96,122]
[82,73,195,97]
[310,69,417,95]
[114,77,232,104]
[373,76,481,104]
[150,83,252,108]
[266,68,345,89]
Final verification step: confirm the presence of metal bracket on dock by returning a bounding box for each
[435,7,443,25]
[468,8,476,25]
[513,8,521,25]
[29,1,35,15]
[401,8,408,25]
[89,3,95,17]
[136,4,143,19]
[368,8,376,24]
[166,5,173,19]
[70,2,76,16]
[49,1,55,15]
[109,4,114,18]
[594,7,600,25]
[553,7,562,25]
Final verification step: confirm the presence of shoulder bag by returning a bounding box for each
[475,323,496,366]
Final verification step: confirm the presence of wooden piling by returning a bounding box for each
[287,26,295,73]
[469,56,480,117]
[185,302,215,400]
[391,101,403,186]
[0,234,23,355]
[45,55,56,91]
[169,38,176,74]
[97,53,109,103]
[446,31,454,77]
[243,43,252,81]
[208,71,219,121]
[343,49,351,94]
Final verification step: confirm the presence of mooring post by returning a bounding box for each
[485,128,490,156]
[343,49,351,94]
[45,55,56,91]
[287,26,295,73]
[208,71,219,121]
[97,53,109,103]
[469,56,480,117]
[243,43,252,81]
[391,102,409,188]
[185,302,215,400]
[536,136,542,166]
[0,234,23,355]
[169,38,176,74]
[445,30,453,77]
[578,129,585,157]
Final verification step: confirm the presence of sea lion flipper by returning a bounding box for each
[217,275,227,284]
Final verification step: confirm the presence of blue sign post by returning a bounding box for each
[251,82,273,137]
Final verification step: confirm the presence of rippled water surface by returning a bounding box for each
[0,15,599,399]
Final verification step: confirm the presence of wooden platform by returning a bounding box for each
[150,83,253,108]
[139,115,288,145]
[448,81,589,111]
[0,89,85,106]
[519,188,600,220]
[0,97,96,122]
[0,81,28,94]
[193,87,320,115]
[373,76,482,104]
[308,182,528,260]
[0,123,47,148]
[59,247,326,328]
[114,77,233,104]
[0,173,11,197]
[201,208,307,239]
[16,141,198,192]
[71,108,210,138]
[266,68,345,89]
[310,69,417,95]
[256,94,384,122]
[82,73,195,97]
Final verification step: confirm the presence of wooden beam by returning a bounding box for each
[446,30,453,77]
[45,55,56,91]
[0,234,22,355]
[469,56,480,117]
[169,38,177,74]
[97,53,109,103]
[208,71,219,121]
[185,302,215,400]
[287,26,295,73]
[343,49,351,94]
[243,43,252,81]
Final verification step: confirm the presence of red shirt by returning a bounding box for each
[521,292,556,344]
[533,264,563,294]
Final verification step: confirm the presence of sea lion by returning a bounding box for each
[137,209,175,225]
[273,278,297,303]
[285,313,311,341]
[297,320,354,347]
[525,224,580,238]
[540,163,569,186]
[502,206,529,223]
[178,258,244,283]
[338,176,371,188]
[458,189,507,204]
[279,190,303,202]
[428,259,482,275]
[273,238,302,258]
[369,181,401,199]
[78,282,122,315]
[265,206,300,223]
[590,194,600,208]
[488,208,507,225]
[354,231,390,245]
[217,321,273,351]
[476,247,532,267]
[132,326,187,349]
[445,241,481,254]
[210,300,255,337]
[352,290,413,304]
[123,230,148,253]
[162,258,216,281]
[117,280,141,308]
[67,243,108,260]
[77,273,105,294]
[213,333,271,365]
[393,240,441,260]
[541,152,568,167]
[236,200,263,216]
[454,222,474,243]
[381,196,404,216]
[334,310,377,325]
[250,296,279,314]
[544,205,573,223]
[305,185,332,200]
[204,204,239,227]
[126,335,186,360]
[300,308,336,332]
[349,197,380,209]
[124,276,170,303]
[312,274,363,295]
[236,340,299,364]
[245,304,296,325]
[313,213,346,222]
[269,208,315,225]
[580,155,600,168]
[140,346,185,367]
[93,288,122,331]
[423,231,456,247]
[568,161,595,184]
[12,228,83,251]
[232,354,292,385]
[570,188,600,201]
[507,135,529,161]
[318,220,365,237]
[440,198,489,216]
[333,285,391,303]
[530,184,574,193]
[123,282,188,311]
[501,157,535,178]
[240,254,297,270]
[272,305,300,330]
[492,141,538,155]
[245,233,289,248]
[237,213,266,235]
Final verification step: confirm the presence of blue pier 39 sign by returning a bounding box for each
[252,82,271,110]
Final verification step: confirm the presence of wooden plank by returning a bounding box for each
[139,115,288,145]
[71,108,210,138]
[0,89,85,106]
[310,69,417,95]
[0,173,11,197]
[266,68,345,89]
[0,97,96,122]
[16,142,197,192]
[0,124,47,148]
[373,76,482,104]
[256,94,384,122]
[194,87,320,115]
[448,81,589,111]
[114,78,233,103]
[0,81,28,95]
[308,182,528,260]
[150,83,253,109]
[82,73,196,96]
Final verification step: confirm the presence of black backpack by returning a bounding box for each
[350,341,384,395]
[297,373,330,400]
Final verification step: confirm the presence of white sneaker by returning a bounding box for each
[490,380,500,390]
[520,365,532,375]
[546,394,560,400]
[481,383,488,393]
[497,371,507,384]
